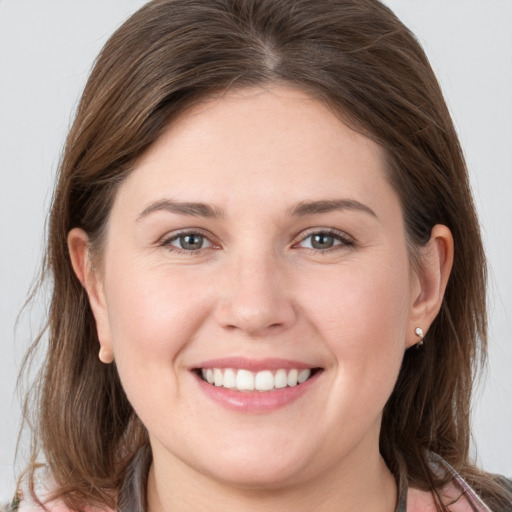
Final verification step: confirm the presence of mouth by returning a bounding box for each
[194,367,322,392]
[192,360,324,412]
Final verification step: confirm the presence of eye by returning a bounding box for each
[163,232,213,252]
[296,230,353,251]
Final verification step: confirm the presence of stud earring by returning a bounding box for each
[98,346,114,364]
[414,327,424,346]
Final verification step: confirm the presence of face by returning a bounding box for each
[83,87,427,489]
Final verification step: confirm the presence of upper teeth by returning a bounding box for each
[201,368,312,392]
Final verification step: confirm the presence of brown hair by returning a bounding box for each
[18,0,511,510]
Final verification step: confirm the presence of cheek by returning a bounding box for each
[102,259,213,389]
[101,263,221,434]
[300,254,411,394]
[305,257,410,340]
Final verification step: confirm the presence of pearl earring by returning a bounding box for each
[414,327,424,346]
[98,346,114,364]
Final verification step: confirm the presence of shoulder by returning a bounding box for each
[16,494,114,512]
[406,453,496,512]
[15,469,114,512]
[407,483,489,512]
[14,469,64,512]
[16,496,71,512]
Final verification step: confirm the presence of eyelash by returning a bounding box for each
[159,228,354,255]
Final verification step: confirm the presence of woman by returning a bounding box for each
[14,0,512,511]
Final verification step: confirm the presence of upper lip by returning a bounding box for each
[192,357,319,372]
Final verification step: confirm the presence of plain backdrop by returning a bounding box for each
[1,0,511,503]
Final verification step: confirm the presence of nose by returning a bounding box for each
[214,253,297,337]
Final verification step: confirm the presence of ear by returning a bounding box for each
[67,228,114,364]
[406,224,454,348]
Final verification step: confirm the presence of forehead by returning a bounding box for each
[114,86,397,219]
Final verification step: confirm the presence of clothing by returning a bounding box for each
[15,448,499,512]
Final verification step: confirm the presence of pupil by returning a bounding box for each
[180,234,203,250]
[312,234,333,249]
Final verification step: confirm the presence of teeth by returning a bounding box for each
[223,368,236,388]
[199,367,314,392]
[214,368,223,387]
[255,370,274,391]
[298,369,311,383]
[274,369,288,389]
[287,369,298,387]
[236,369,255,391]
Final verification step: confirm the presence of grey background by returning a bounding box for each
[1,0,511,502]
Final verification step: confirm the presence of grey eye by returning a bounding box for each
[310,233,336,249]
[297,230,352,251]
[177,234,205,250]
[299,233,342,250]
[163,231,214,253]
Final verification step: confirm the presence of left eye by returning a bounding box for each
[166,233,212,251]
[297,232,350,250]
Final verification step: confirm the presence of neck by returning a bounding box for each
[146,438,397,512]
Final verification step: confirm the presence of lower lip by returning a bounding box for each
[193,371,322,413]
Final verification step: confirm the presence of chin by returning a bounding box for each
[201,458,308,490]
[198,434,333,491]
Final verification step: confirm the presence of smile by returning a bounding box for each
[192,358,323,412]
[199,367,315,392]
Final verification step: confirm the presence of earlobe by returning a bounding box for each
[407,224,454,348]
[67,228,114,363]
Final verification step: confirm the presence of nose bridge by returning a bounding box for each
[215,246,295,336]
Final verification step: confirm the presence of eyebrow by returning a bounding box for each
[136,198,377,221]
[137,199,224,221]
[289,199,377,218]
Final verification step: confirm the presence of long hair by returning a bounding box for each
[18,0,510,510]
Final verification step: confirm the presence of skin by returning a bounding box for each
[69,86,453,512]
